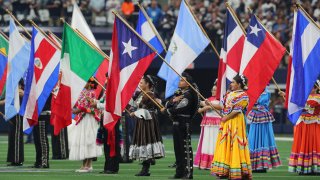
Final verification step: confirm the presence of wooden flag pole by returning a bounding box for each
[47,30,62,44]
[183,0,220,58]
[137,3,167,52]
[113,11,223,117]
[138,86,164,109]
[5,9,32,38]
[296,3,320,30]
[29,20,61,50]
[0,30,9,41]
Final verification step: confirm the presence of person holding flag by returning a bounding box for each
[161,72,200,179]
[68,78,102,172]
[129,75,165,176]
[210,74,252,180]
[247,88,281,173]
[288,82,320,175]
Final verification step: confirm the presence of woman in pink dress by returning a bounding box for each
[193,83,221,169]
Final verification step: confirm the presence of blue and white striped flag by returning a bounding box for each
[136,9,164,55]
[5,18,31,120]
[287,9,320,124]
[159,0,209,98]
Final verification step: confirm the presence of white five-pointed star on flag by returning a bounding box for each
[122,39,137,58]
[249,24,261,37]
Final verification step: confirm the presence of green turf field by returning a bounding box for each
[0,135,318,179]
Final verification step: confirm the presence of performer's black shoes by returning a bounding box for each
[135,171,151,176]
[99,170,118,174]
[7,162,23,166]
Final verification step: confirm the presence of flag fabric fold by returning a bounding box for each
[71,2,108,97]
[5,18,31,120]
[216,8,245,101]
[239,15,285,111]
[51,23,105,135]
[286,9,320,124]
[158,0,210,98]
[104,16,156,156]
[19,27,60,133]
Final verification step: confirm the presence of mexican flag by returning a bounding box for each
[51,23,106,135]
[0,34,8,97]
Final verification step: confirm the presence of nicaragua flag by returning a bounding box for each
[136,9,164,55]
[161,0,209,98]
[5,18,31,120]
[216,8,245,101]
[286,9,320,124]
[19,27,60,133]
[104,16,156,156]
[239,15,285,111]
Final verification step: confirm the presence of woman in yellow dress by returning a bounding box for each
[211,74,252,179]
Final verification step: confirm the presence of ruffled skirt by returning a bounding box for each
[288,122,320,174]
[211,114,252,179]
[248,122,281,170]
[194,125,219,169]
[129,113,165,161]
[68,115,103,160]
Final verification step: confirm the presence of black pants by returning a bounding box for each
[7,115,24,164]
[33,118,49,167]
[103,121,120,172]
[51,127,68,159]
[173,122,193,178]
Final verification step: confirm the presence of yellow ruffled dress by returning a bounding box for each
[211,90,252,179]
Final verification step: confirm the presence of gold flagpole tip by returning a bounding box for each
[59,18,65,23]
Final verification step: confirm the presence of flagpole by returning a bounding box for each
[138,87,164,109]
[296,4,320,30]
[5,9,32,39]
[137,3,167,52]
[225,3,246,34]
[47,30,62,44]
[183,0,220,58]
[0,30,9,41]
[29,20,61,50]
[113,11,223,117]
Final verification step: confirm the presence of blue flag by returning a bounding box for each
[287,9,320,124]
[159,1,209,98]
[136,10,164,54]
[5,18,31,120]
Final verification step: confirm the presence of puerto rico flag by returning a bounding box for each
[19,27,60,133]
[216,8,245,100]
[104,16,156,156]
[240,15,285,111]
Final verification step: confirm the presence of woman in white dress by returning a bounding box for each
[68,78,103,172]
[193,83,221,169]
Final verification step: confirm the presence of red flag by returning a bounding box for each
[240,15,285,111]
[216,9,245,100]
[104,16,156,156]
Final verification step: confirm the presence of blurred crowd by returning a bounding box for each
[0,0,320,67]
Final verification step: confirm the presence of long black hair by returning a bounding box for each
[233,74,248,90]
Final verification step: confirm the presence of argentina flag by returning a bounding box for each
[160,0,209,98]
[287,9,320,124]
[5,18,31,120]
